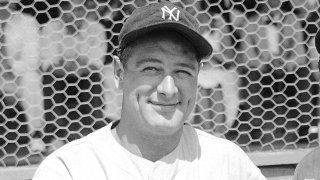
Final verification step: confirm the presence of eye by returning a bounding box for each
[176,70,192,77]
[142,66,160,73]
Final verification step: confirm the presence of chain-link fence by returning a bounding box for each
[0,0,320,179]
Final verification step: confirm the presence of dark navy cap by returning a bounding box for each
[118,1,213,61]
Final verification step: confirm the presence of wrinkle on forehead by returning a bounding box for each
[131,30,198,58]
[131,39,198,69]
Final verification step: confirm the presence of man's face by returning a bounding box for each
[118,31,199,136]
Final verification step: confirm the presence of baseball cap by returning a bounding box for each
[118,1,213,61]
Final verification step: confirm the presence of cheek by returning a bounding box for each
[126,84,154,103]
[179,79,198,109]
[181,78,198,95]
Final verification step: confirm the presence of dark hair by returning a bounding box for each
[117,45,133,69]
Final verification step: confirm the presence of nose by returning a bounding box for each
[157,75,178,98]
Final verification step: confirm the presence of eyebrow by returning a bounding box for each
[174,62,197,72]
[135,58,162,68]
[135,58,197,71]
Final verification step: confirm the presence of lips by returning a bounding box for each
[151,101,179,106]
[149,100,180,111]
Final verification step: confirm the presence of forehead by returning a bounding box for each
[127,31,198,65]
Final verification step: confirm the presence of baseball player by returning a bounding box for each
[33,1,266,179]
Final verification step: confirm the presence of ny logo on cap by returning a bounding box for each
[161,5,180,21]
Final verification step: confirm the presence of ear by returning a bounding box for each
[113,55,124,89]
[197,62,203,75]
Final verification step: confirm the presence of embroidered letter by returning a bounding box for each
[161,5,180,21]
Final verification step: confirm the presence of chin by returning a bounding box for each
[143,110,186,135]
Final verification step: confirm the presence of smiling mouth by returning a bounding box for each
[150,101,179,106]
[149,101,180,110]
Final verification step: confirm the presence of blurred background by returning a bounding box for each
[0,0,320,179]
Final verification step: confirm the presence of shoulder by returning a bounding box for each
[34,125,112,178]
[185,126,266,179]
[33,124,114,180]
[300,147,320,164]
[194,127,244,154]
[41,124,111,163]
[293,147,320,180]
[61,126,108,151]
[295,147,320,173]
[183,125,250,159]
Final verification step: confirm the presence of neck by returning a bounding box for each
[112,120,183,162]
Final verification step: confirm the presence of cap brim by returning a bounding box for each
[120,22,213,61]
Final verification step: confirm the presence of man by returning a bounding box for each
[33,1,266,179]
[293,147,320,180]
[292,29,320,180]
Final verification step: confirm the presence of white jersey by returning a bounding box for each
[33,122,266,180]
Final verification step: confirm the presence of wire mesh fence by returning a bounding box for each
[0,0,319,174]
